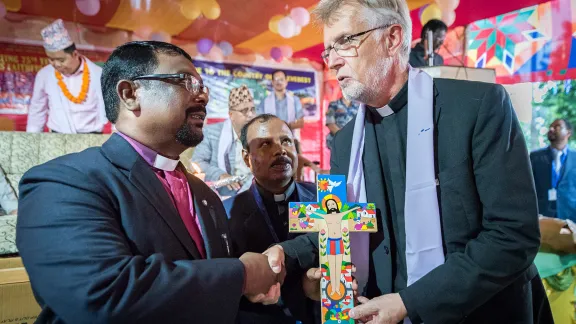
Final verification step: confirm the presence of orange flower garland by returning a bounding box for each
[55,60,90,104]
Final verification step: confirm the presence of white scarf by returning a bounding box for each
[347,68,445,313]
[217,119,234,172]
[264,92,296,123]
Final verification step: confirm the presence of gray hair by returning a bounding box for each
[313,0,412,64]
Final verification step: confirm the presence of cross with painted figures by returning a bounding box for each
[289,174,377,324]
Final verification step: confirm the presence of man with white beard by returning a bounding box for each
[259,0,553,323]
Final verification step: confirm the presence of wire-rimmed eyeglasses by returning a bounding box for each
[131,73,209,96]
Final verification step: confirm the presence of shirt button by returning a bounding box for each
[384,246,389,254]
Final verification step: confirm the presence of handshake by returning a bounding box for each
[238,245,323,305]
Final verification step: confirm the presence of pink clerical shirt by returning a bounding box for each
[26,57,106,133]
[118,132,206,258]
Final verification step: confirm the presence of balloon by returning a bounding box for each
[149,31,171,43]
[279,45,293,58]
[442,10,456,27]
[0,2,6,19]
[268,15,284,34]
[197,38,214,55]
[420,3,442,26]
[181,0,201,20]
[134,26,153,39]
[278,16,296,39]
[202,0,221,20]
[290,7,310,27]
[435,0,459,12]
[219,41,234,56]
[76,0,100,16]
[270,47,283,62]
[207,45,224,61]
[293,25,302,36]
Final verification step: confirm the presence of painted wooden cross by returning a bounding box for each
[289,175,377,324]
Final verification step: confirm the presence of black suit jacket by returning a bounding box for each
[224,181,318,324]
[280,79,552,324]
[16,134,245,324]
[530,147,576,221]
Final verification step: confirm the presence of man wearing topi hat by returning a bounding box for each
[27,19,106,134]
[192,85,256,197]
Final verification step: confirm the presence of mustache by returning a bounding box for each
[271,156,292,167]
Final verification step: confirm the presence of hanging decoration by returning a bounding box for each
[434,0,460,27]
[270,47,283,62]
[75,0,101,16]
[181,0,201,20]
[201,0,220,20]
[419,3,442,25]
[279,45,293,58]
[197,38,214,55]
[268,7,310,38]
[219,41,234,57]
[149,31,171,42]
[134,26,153,39]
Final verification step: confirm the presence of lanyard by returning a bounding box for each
[551,152,568,188]
[250,183,281,244]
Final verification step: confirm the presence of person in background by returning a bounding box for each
[16,41,281,323]
[224,114,319,323]
[325,96,360,151]
[263,0,552,322]
[27,19,106,134]
[257,70,304,136]
[191,85,255,197]
[0,166,17,216]
[531,118,576,222]
[408,19,447,68]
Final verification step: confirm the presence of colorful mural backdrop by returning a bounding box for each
[466,0,576,84]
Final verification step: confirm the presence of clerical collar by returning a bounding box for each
[256,180,296,202]
[117,132,179,171]
[368,80,408,117]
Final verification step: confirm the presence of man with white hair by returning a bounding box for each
[261,0,553,323]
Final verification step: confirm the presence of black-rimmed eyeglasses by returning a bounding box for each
[321,24,392,65]
[131,73,209,95]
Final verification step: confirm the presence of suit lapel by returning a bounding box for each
[559,149,573,183]
[296,182,316,202]
[101,134,202,259]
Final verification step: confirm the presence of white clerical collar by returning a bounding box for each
[153,154,179,171]
[375,105,395,117]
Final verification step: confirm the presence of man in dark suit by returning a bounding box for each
[224,114,319,324]
[16,41,281,324]
[409,19,446,68]
[530,118,576,222]
[261,0,552,323]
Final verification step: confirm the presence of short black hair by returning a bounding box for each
[559,118,574,132]
[101,41,193,123]
[421,19,447,39]
[63,43,77,54]
[272,70,287,79]
[240,114,291,151]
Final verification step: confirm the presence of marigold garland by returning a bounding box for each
[55,60,90,104]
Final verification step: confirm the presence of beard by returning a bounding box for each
[341,56,394,106]
[327,207,339,214]
[175,121,204,147]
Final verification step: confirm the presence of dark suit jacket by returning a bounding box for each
[16,134,245,324]
[409,43,444,68]
[530,147,576,221]
[224,181,318,324]
[279,79,552,324]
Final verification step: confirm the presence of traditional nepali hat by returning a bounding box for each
[229,85,254,109]
[41,19,74,52]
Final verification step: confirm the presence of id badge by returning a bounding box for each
[548,188,558,201]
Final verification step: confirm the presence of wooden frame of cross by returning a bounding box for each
[289,175,377,324]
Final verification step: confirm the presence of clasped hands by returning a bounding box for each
[240,245,408,324]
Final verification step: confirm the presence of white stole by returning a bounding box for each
[264,92,296,123]
[217,119,234,172]
[347,68,445,320]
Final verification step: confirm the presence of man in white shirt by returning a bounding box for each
[256,70,304,137]
[192,85,256,197]
[26,19,106,134]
